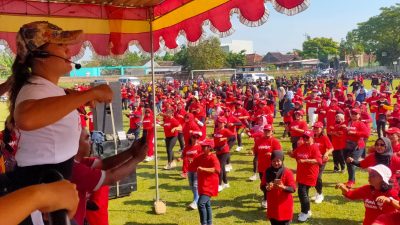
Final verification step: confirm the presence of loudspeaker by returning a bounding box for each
[99,140,137,199]
[91,81,123,134]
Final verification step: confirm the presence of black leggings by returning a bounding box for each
[377,120,386,138]
[270,218,290,225]
[315,163,326,194]
[332,150,345,171]
[253,155,258,173]
[236,132,242,147]
[177,132,185,150]
[165,136,177,163]
[298,183,311,214]
[259,172,267,200]
[217,153,230,185]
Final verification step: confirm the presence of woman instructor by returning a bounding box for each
[8,21,112,195]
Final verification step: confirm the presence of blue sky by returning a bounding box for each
[220,0,399,54]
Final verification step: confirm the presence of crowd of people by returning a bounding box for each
[95,71,400,225]
[1,21,400,225]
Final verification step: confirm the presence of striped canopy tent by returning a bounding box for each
[0,0,310,206]
[0,0,310,57]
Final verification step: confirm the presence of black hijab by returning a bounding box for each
[265,150,285,183]
[375,137,393,167]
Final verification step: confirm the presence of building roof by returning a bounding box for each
[262,52,301,64]
[245,53,263,65]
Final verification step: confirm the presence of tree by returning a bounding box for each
[351,4,400,66]
[173,46,189,70]
[225,50,246,68]
[339,31,364,67]
[186,37,226,70]
[301,37,339,64]
[0,52,14,78]
[83,52,146,67]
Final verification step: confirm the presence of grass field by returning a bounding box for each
[1,79,398,225]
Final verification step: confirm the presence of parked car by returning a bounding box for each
[231,73,274,83]
[119,76,141,86]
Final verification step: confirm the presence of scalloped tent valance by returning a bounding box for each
[0,0,309,58]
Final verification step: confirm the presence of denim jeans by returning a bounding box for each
[127,127,140,141]
[298,183,311,213]
[197,195,212,225]
[371,113,377,130]
[188,172,199,202]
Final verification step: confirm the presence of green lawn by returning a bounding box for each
[109,110,373,225]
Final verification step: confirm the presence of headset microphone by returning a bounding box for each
[47,54,82,70]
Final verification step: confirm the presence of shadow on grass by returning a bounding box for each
[123,199,183,209]
[125,222,177,225]
[214,209,265,223]
[298,217,360,225]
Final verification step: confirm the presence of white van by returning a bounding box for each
[243,73,274,83]
[118,76,141,86]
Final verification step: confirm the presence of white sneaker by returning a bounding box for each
[310,194,317,201]
[235,146,242,152]
[225,164,233,172]
[188,201,198,210]
[298,211,311,222]
[314,194,324,204]
[145,156,154,162]
[170,160,177,168]
[163,164,171,170]
[223,183,230,189]
[261,200,267,209]
[249,173,258,181]
[218,185,225,192]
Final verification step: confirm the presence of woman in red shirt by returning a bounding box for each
[328,113,347,173]
[344,108,370,188]
[162,107,182,170]
[213,117,235,192]
[386,127,400,156]
[183,130,202,209]
[312,122,333,204]
[142,108,155,162]
[254,124,282,209]
[289,130,322,222]
[261,150,295,225]
[336,164,398,225]
[289,111,308,150]
[190,139,220,225]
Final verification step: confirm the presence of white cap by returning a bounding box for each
[369,164,392,185]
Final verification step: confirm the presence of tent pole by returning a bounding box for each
[150,9,160,204]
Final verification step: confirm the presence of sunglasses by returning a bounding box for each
[375,143,385,147]
[303,136,311,139]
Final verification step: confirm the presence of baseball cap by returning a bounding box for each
[294,110,304,116]
[217,117,227,123]
[386,127,400,134]
[313,122,324,128]
[17,21,83,63]
[368,164,392,185]
[263,124,273,131]
[351,108,361,114]
[191,130,202,137]
[303,130,314,137]
[331,98,338,102]
[200,139,214,148]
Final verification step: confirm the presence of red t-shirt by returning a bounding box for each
[191,153,221,197]
[314,135,333,161]
[213,128,234,155]
[71,158,105,225]
[85,185,109,225]
[329,123,347,150]
[128,110,142,129]
[254,137,282,173]
[346,120,369,148]
[163,117,180,137]
[289,120,308,137]
[292,143,322,186]
[183,144,202,173]
[373,212,400,225]
[261,168,296,221]
[344,185,398,225]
